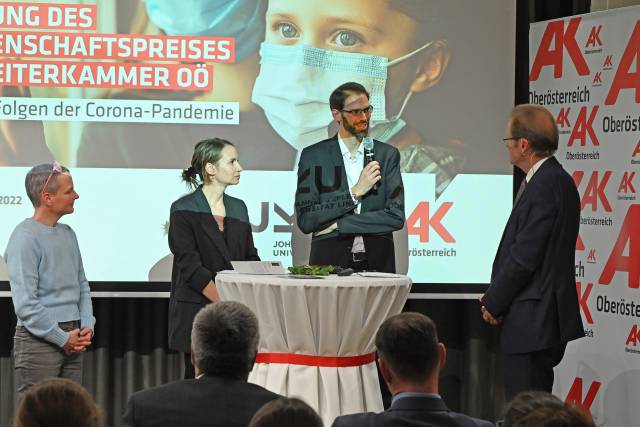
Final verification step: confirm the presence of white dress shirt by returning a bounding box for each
[338,134,365,253]
[526,156,550,182]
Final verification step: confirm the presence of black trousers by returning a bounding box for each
[183,353,195,379]
[503,343,567,401]
[310,234,396,273]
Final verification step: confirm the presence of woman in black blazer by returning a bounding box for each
[168,138,259,378]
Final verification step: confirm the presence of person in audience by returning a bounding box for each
[13,378,101,427]
[500,391,595,427]
[332,312,493,427]
[249,397,323,427]
[167,138,260,378]
[123,301,280,427]
[5,163,95,400]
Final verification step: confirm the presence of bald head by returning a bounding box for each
[508,104,558,158]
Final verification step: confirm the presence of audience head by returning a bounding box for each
[13,378,101,427]
[501,391,595,427]
[190,301,259,380]
[249,397,323,427]
[375,312,445,393]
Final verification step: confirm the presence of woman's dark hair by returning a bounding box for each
[249,397,323,427]
[14,378,101,427]
[181,138,234,189]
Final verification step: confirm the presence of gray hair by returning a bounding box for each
[509,104,559,157]
[25,163,70,207]
[191,301,259,378]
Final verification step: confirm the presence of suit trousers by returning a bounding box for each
[503,343,567,401]
[13,321,83,401]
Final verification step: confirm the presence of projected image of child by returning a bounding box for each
[76,0,296,171]
[252,0,463,194]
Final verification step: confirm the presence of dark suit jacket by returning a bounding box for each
[294,136,404,272]
[168,187,259,353]
[482,157,584,354]
[332,395,493,427]
[122,375,280,427]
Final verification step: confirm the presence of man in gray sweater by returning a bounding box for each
[5,162,95,399]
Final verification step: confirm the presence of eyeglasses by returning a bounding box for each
[502,136,523,142]
[40,161,62,195]
[341,106,374,116]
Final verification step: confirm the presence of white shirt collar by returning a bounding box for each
[338,133,364,159]
[526,156,550,183]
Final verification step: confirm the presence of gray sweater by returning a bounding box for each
[5,218,95,348]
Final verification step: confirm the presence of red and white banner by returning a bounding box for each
[530,6,639,426]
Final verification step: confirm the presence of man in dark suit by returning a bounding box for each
[480,104,584,400]
[123,301,280,427]
[332,312,493,427]
[294,82,404,273]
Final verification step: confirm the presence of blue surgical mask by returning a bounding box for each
[145,0,266,61]
[251,41,432,151]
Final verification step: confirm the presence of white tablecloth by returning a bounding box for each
[216,272,412,426]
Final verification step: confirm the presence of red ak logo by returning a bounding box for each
[605,21,640,105]
[567,106,600,147]
[557,108,571,128]
[565,377,601,416]
[587,250,597,264]
[585,25,603,48]
[576,282,594,324]
[407,202,455,243]
[599,205,639,289]
[627,325,640,346]
[618,172,637,194]
[530,18,590,81]
[572,170,612,212]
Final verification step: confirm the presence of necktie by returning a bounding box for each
[514,178,527,205]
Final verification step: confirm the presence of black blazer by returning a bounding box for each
[122,375,280,427]
[294,136,405,272]
[168,187,259,352]
[332,395,493,427]
[482,157,584,354]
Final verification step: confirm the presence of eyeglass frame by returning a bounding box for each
[340,105,374,116]
[40,161,63,195]
[502,136,523,142]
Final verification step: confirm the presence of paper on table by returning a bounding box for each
[356,272,404,278]
[230,261,287,275]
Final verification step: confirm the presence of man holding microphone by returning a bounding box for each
[294,82,405,272]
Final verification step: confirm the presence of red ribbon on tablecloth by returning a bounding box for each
[255,352,376,367]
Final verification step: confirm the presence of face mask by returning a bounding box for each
[251,41,433,151]
[145,0,266,61]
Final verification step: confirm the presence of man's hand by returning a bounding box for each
[481,306,501,326]
[479,294,501,326]
[351,161,381,198]
[64,328,92,354]
[314,222,338,236]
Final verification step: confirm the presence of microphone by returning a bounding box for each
[362,137,377,191]
[363,137,375,163]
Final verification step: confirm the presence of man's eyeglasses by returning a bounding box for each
[40,161,62,195]
[502,136,523,142]
[341,106,374,116]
